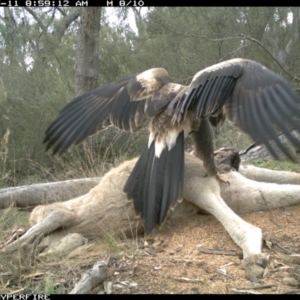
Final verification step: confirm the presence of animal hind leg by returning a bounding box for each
[1,208,75,253]
[184,177,267,280]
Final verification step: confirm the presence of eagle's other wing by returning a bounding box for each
[170,58,300,160]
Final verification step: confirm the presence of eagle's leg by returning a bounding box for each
[191,118,229,185]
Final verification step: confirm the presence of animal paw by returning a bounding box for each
[242,253,269,281]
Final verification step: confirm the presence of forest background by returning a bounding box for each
[0,7,300,187]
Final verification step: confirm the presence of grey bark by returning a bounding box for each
[0,178,101,209]
[74,8,102,97]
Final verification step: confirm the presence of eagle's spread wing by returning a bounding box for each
[44,58,300,235]
[44,69,185,155]
[170,58,300,160]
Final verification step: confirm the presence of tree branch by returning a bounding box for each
[240,34,300,83]
[55,9,80,42]
[24,7,48,34]
[56,7,66,17]
[154,17,300,84]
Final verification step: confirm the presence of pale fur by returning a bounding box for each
[27,155,300,254]
[4,155,300,279]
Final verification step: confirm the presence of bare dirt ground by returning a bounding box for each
[1,200,300,294]
[93,204,300,294]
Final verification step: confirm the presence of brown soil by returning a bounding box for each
[101,205,300,294]
[1,205,300,294]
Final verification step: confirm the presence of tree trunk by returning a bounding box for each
[74,8,101,97]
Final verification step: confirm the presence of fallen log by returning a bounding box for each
[0,178,101,209]
[69,260,108,294]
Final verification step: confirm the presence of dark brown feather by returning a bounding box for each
[44,58,300,234]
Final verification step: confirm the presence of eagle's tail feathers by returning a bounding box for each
[123,131,185,234]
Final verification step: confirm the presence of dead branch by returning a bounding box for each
[152,15,300,83]
[235,284,276,290]
[231,288,262,294]
[169,276,203,283]
[0,178,101,209]
[240,34,300,83]
[197,247,242,257]
[69,260,108,294]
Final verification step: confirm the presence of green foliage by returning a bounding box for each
[43,276,62,294]
[251,158,300,172]
[0,207,30,231]
[0,7,299,186]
